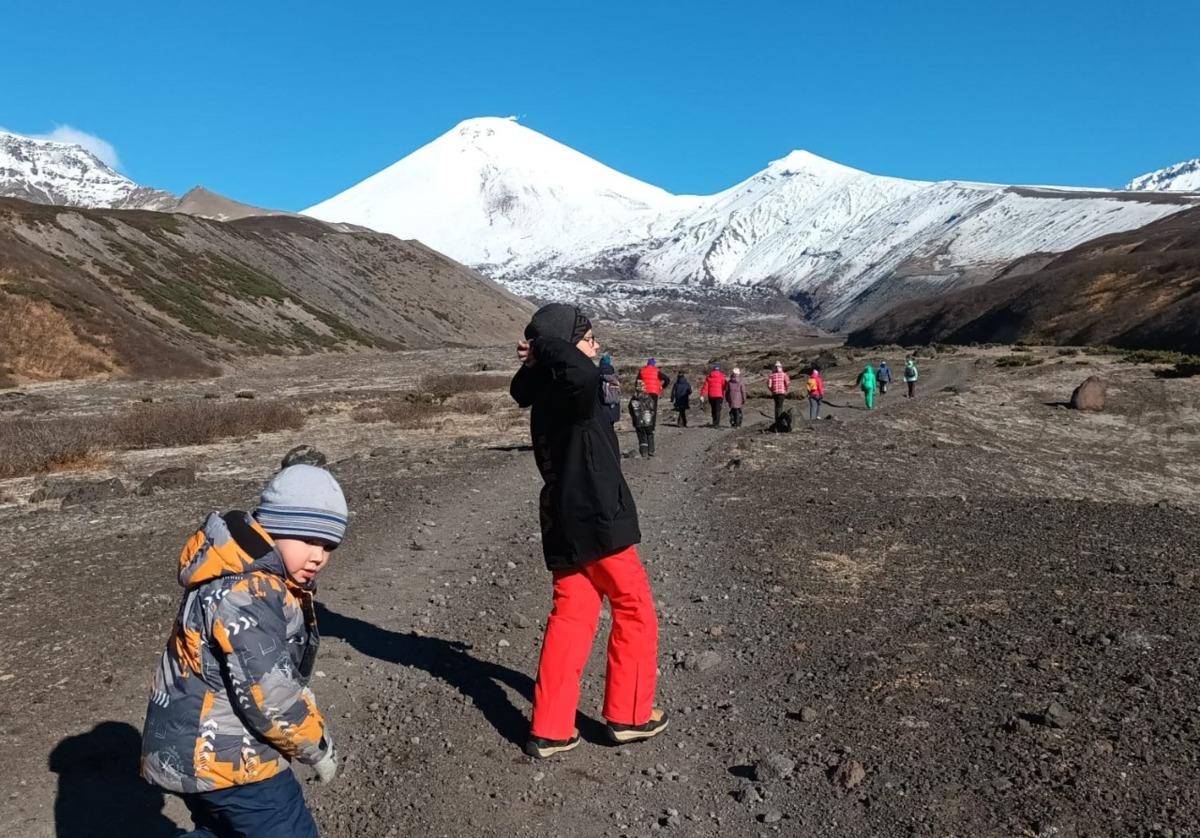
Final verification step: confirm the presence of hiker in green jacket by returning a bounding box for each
[903,356,919,398]
[858,365,877,410]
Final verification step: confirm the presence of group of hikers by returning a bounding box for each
[600,353,921,457]
[137,301,922,837]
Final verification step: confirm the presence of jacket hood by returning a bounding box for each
[599,360,616,373]
[178,511,284,589]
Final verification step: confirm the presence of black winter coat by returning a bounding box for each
[510,337,641,571]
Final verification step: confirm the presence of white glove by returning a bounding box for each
[312,737,338,784]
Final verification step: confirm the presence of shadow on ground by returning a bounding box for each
[317,604,610,747]
[49,721,177,838]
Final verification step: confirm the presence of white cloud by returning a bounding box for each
[0,124,122,170]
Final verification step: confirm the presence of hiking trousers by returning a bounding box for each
[809,396,822,420]
[676,408,687,428]
[863,389,875,410]
[177,770,318,838]
[773,394,787,422]
[635,427,655,457]
[531,545,658,741]
[729,407,743,428]
[906,381,916,398]
[709,398,724,427]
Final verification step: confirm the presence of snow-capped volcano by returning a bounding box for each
[304,119,1200,329]
[1124,159,1200,192]
[304,117,702,270]
[0,130,175,209]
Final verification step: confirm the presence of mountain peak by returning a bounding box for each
[769,149,862,177]
[1125,158,1200,192]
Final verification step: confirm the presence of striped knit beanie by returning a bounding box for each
[253,465,348,545]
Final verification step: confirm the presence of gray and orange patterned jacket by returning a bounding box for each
[141,511,331,793]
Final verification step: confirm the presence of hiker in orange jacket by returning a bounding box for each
[700,365,727,428]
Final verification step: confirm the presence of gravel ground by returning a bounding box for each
[1,346,1197,837]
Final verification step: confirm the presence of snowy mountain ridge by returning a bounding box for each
[0,130,175,210]
[304,118,1200,329]
[1124,159,1200,193]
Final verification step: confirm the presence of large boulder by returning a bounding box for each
[136,467,197,496]
[1069,377,1107,411]
[281,445,327,468]
[60,478,126,508]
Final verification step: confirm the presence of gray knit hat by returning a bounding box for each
[253,465,348,545]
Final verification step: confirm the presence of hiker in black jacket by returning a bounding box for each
[510,304,667,759]
[670,371,692,427]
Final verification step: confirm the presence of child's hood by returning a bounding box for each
[178,511,285,589]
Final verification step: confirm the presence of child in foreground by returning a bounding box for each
[141,464,347,837]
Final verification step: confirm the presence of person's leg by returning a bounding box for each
[179,794,226,838]
[907,381,914,398]
[773,394,784,422]
[636,428,649,458]
[585,546,658,728]
[180,772,319,838]
[864,390,874,410]
[679,408,687,428]
[715,399,724,427]
[814,397,822,419]
[531,569,603,741]
[647,430,655,457]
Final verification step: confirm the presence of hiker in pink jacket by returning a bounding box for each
[767,362,790,425]
[806,366,825,420]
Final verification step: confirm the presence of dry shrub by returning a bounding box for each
[114,400,304,448]
[453,393,496,415]
[419,373,511,397]
[350,397,444,429]
[0,418,109,478]
[0,295,117,381]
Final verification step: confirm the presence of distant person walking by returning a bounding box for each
[767,362,791,424]
[670,371,692,428]
[599,354,622,425]
[904,356,919,398]
[628,379,657,458]
[877,362,891,395]
[700,365,727,428]
[858,365,878,410]
[806,366,825,420]
[638,358,670,422]
[724,368,747,428]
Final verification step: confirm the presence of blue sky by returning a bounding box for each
[3,0,1196,210]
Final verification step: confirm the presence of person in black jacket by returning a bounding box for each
[511,303,668,759]
[671,371,692,428]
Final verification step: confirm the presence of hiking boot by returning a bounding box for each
[607,709,669,743]
[524,731,580,759]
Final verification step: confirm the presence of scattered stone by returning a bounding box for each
[799,707,819,723]
[734,785,762,804]
[696,651,722,672]
[1068,377,1107,412]
[60,478,126,508]
[752,753,795,782]
[136,467,197,496]
[282,445,327,468]
[235,390,256,399]
[831,759,866,790]
[760,811,784,824]
[29,478,91,504]
[1039,701,1074,729]
[497,639,510,648]
[513,613,533,629]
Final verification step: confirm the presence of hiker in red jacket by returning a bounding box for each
[700,365,727,428]
[767,362,791,425]
[637,358,670,429]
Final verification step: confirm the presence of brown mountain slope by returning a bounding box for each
[0,198,534,386]
[847,206,1200,353]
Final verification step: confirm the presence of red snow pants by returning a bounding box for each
[530,545,658,741]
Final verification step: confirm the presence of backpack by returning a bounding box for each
[600,375,621,409]
[806,377,819,394]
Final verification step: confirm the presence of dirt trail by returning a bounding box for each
[2,349,1198,837]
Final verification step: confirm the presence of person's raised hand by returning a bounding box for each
[517,340,535,366]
